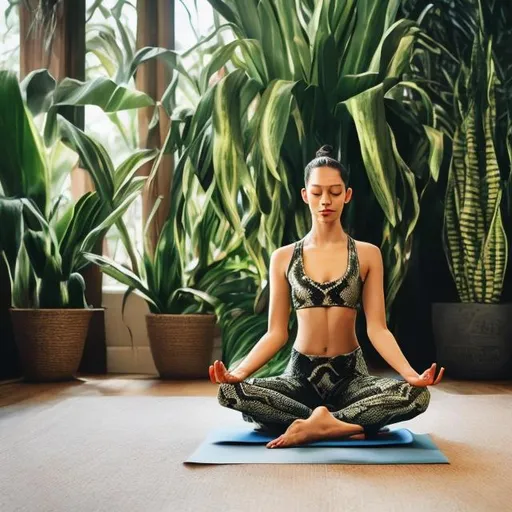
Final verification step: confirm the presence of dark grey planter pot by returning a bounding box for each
[432,302,512,379]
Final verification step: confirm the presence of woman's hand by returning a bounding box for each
[209,360,245,384]
[403,363,445,387]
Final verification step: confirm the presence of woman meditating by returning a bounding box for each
[209,145,445,449]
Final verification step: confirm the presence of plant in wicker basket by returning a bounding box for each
[84,204,222,379]
[0,70,157,381]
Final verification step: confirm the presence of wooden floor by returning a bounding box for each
[2,369,512,408]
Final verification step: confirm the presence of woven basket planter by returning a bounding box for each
[10,308,97,382]
[146,313,216,379]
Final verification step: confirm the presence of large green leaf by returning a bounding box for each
[342,83,398,227]
[0,71,49,215]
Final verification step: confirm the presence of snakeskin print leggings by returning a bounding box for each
[217,346,430,435]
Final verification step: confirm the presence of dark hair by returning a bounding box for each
[304,145,349,187]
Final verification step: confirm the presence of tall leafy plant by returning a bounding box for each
[443,27,509,303]
[154,0,446,372]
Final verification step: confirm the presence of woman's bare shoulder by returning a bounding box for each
[352,239,381,280]
[272,243,297,273]
[353,239,380,255]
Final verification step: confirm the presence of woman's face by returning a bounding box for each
[301,166,352,223]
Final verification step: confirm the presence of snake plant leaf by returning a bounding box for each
[59,193,105,277]
[273,0,311,80]
[38,254,67,308]
[53,204,75,247]
[443,33,508,303]
[341,0,401,76]
[38,74,155,146]
[80,185,144,255]
[22,229,57,279]
[205,0,241,29]
[257,0,289,80]
[87,26,120,78]
[369,19,419,79]
[125,46,193,90]
[168,287,221,314]
[212,69,250,234]
[423,125,445,184]
[200,39,268,91]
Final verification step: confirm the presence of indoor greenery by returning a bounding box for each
[82,200,221,316]
[442,14,510,303]
[0,69,157,308]
[146,0,447,373]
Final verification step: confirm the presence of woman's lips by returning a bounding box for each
[320,210,334,215]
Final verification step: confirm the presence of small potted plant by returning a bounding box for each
[84,205,220,380]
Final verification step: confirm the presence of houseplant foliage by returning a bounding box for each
[431,6,512,379]
[0,70,157,307]
[83,200,223,379]
[0,69,157,380]
[144,0,445,374]
[443,32,508,303]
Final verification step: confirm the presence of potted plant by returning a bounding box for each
[0,70,157,381]
[431,25,512,379]
[84,205,221,379]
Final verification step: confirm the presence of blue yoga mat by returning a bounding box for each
[185,427,449,465]
[209,426,414,447]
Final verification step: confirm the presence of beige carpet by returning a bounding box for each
[0,390,511,512]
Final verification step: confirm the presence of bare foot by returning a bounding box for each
[266,406,364,449]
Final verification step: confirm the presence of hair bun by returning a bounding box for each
[316,144,334,158]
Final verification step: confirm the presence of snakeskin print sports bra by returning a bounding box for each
[286,235,364,311]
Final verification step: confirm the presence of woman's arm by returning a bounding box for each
[361,244,417,378]
[231,247,291,379]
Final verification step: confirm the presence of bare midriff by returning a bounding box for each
[293,306,360,357]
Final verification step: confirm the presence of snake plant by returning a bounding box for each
[442,28,509,303]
